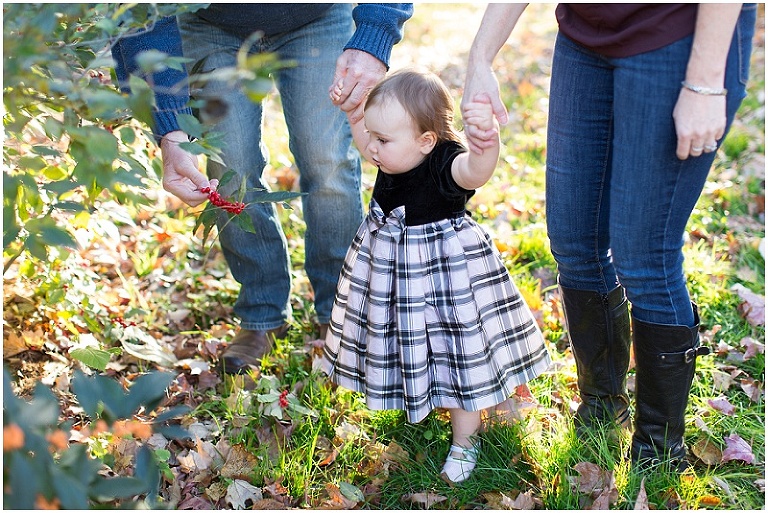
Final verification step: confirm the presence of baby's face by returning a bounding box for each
[363,99,432,175]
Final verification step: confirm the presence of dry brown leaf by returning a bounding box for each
[691,438,723,465]
[220,443,259,480]
[503,490,537,510]
[251,498,289,510]
[4,331,31,358]
[401,492,448,509]
[573,461,605,494]
[482,491,507,510]
[741,337,765,360]
[225,479,263,510]
[731,284,765,326]
[740,378,763,402]
[711,370,736,392]
[319,483,358,510]
[634,477,649,510]
[381,440,411,466]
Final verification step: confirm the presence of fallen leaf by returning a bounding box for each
[178,495,214,509]
[691,438,723,465]
[502,490,536,510]
[634,478,649,510]
[693,415,715,436]
[699,495,722,507]
[711,476,736,504]
[572,461,605,495]
[741,337,765,360]
[586,473,618,510]
[316,436,338,467]
[319,483,358,510]
[226,479,263,510]
[176,358,210,375]
[380,441,411,466]
[740,378,763,402]
[221,443,259,480]
[251,498,289,510]
[721,434,756,464]
[711,369,735,392]
[3,331,30,358]
[339,482,365,503]
[482,491,507,510]
[121,326,178,367]
[401,492,448,509]
[731,284,765,326]
[708,396,736,416]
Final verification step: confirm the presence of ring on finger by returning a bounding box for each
[704,144,718,152]
[691,146,703,152]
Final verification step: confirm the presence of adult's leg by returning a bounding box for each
[546,33,631,431]
[272,4,363,325]
[178,13,292,332]
[609,7,754,467]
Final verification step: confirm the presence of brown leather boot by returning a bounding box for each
[219,324,290,374]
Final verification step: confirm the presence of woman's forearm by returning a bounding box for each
[684,4,743,89]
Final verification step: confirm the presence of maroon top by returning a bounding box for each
[556,4,698,57]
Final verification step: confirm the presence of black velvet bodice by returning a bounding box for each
[372,141,474,226]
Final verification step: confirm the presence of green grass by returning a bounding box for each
[4,3,761,510]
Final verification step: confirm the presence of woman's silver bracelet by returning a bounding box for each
[681,81,728,96]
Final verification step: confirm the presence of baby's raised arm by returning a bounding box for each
[452,94,500,190]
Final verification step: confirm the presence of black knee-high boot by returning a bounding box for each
[631,305,709,470]
[560,284,632,431]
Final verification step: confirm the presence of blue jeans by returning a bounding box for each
[178,5,363,330]
[546,5,756,327]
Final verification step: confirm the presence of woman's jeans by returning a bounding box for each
[178,4,363,330]
[546,6,755,327]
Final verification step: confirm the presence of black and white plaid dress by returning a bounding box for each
[323,141,551,423]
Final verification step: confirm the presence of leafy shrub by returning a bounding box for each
[3,367,187,509]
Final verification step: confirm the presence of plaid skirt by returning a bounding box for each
[322,201,551,423]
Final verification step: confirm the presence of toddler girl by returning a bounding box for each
[323,68,551,483]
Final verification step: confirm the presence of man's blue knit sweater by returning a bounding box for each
[112,3,413,139]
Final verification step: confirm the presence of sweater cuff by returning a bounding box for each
[152,106,193,144]
[344,21,398,69]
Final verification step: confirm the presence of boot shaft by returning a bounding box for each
[560,284,631,428]
[631,305,709,467]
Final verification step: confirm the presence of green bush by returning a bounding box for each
[3,368,187,509]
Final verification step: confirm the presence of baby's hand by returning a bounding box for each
[330,79,344,103]
[463,94,499,148]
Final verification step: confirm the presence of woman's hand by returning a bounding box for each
[673,89,726,160]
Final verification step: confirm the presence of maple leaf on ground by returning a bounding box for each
[721,433,756,464]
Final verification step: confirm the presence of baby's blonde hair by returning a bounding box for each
[365,68,462,144]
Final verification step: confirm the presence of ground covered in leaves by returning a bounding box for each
[4,4,766,510]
